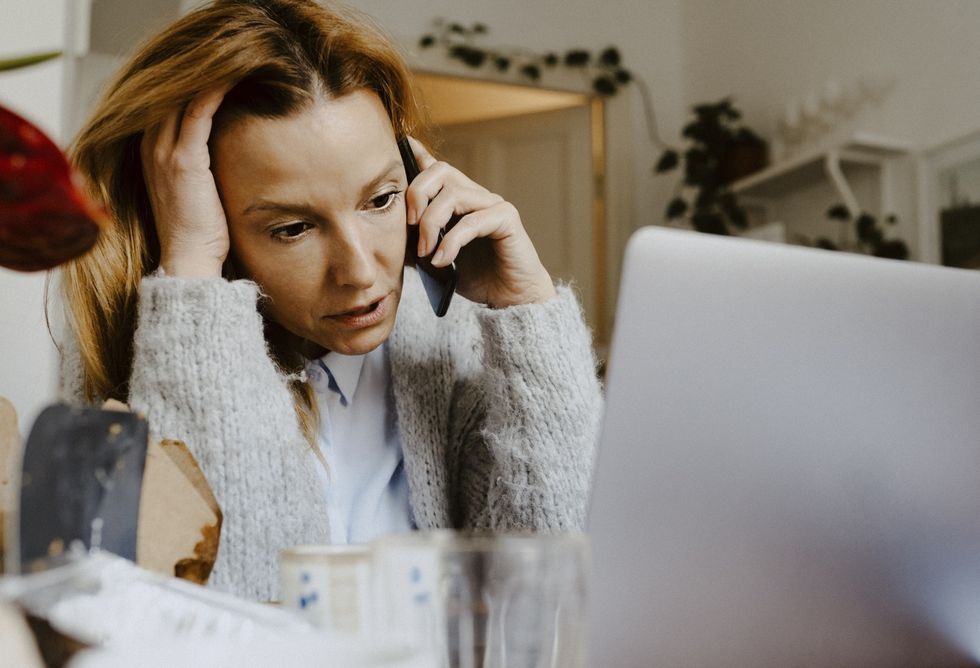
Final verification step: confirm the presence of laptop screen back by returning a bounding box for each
[589,227,980,666]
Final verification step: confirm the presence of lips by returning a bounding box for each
[344,302,378,316]
[326,293,390,329]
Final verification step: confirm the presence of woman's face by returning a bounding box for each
[212,89,407,355]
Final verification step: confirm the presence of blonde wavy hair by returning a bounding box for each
[61,0,426,443]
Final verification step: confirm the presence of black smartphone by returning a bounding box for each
[398,137,458,317]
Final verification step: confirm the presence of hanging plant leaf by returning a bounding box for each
[682,119,716,144]
[717,98,739,120]
[719,191,738,213]
[735,127,765,145]
[599,47,621,67]
[449,22,465,33]
[696,185,719,210]
[564,50,591,67]
[856,213,879,244]
[614,68,632,84]
[543,53,559,67]
[449,45,486,67]
[727,205,749,229]
[666,197,688,220]
[820,208,908,259]
[873,239,909,260]
[684,149,712,185]
[494,56,511,72]
[473,23,487,33]
[519,64,541,81]
[592,76,617,96]
[718,191,747,229]
[826,203,851,221]
[693,101,724,121]
[419,35,436,48]
[655,150,679,173]
[692,212,728,235]
[816,238,839,250]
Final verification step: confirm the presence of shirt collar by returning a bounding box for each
[318,351,365,406]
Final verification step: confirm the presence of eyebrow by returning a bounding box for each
[240,158,404,218]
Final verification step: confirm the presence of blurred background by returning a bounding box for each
[3,0,980,430]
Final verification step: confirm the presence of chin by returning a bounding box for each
[322,320,394,356]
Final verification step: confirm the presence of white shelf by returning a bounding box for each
[731,132,911,199]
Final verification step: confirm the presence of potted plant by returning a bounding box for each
[655,98,767,235]
[815,205,909,259]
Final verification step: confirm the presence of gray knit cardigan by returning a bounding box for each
[59,268,602,601]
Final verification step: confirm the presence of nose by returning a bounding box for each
[326,220,377,290]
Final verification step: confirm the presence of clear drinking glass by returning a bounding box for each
[371,531,589,668]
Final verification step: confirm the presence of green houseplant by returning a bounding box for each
[655,98,767,235]
[816,205,909,260]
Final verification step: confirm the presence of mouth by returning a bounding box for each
[343,301,379,316]
[326,293,390,328]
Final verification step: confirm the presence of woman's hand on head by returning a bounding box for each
[140,86,231,279]
[405,137,557,308]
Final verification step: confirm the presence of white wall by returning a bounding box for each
[681,0,980,150]
[0,0,69,433]
[679,0,980,257]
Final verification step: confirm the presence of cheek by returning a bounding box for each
[380,215,409,265]
[230,235,324,319]
[254,262,325,337]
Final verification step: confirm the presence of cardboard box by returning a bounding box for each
[0,397,19,575]
[102,399,222,583]
[137,437,221,583]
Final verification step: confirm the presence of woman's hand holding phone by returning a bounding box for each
[403,137,557,309]
[140,86,231,279]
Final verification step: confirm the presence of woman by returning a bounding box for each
[61,0,601,601]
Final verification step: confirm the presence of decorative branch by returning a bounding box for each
[419,20,631,96]
[417,20,668,151]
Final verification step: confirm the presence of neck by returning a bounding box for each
[264,320,327,367]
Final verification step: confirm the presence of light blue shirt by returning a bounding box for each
[305,343,415,545]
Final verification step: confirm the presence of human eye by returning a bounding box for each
[269,221,314,242]
[367,189,402,214]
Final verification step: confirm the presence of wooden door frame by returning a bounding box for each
[413,70,610,344]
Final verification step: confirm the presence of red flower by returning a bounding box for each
[0,104,105,272]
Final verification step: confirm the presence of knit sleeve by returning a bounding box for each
[456,285,602,531]
[126,275,328,600]
[56,323,84,404]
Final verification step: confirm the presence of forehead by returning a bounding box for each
[212,89,397,203]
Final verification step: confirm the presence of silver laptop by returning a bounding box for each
[588,227,980,666]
